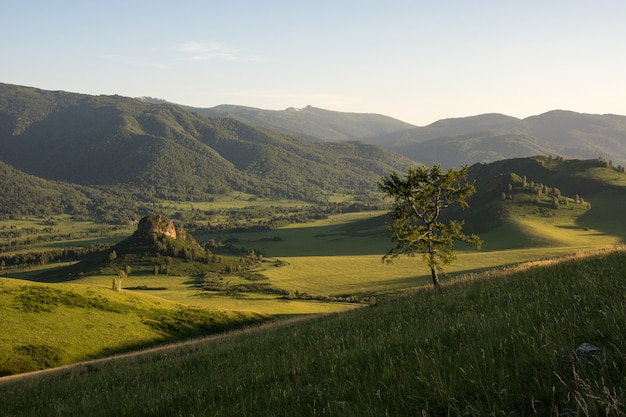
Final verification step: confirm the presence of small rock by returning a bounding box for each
[575,343,601,360]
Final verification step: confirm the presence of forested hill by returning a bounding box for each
[387,111,626,168]
[167,99,626,169]
[0,83,415,203]
[172,103,417,143]
[0,160,142,223]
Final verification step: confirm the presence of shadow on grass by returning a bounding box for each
[566,186,626,242]
[217,214,392,257]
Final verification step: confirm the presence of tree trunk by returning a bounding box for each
[431,268,440,289]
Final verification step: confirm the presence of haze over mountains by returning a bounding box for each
[0,83,413,204]
[170,100,626,168]
[2,82,626,222]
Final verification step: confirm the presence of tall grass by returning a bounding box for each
[2,248,625,416]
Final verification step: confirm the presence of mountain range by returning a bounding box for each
[0,83,413,206]
[155,99,626,168]
[2,82,626,222]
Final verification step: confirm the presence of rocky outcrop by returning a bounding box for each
[136,215,177,239]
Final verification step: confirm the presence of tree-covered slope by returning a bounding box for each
[164,102,626,169]
[393,132,560,168]
[0,83,415,204]
[0,160,146,222]
[0,160,89,217]
[340,155,626,252]
[456,155,626,246]
[0,86,248,197]
[387,111,626,168]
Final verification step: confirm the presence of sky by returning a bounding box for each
[2,0,625,126]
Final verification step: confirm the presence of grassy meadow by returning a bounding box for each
[2,197,623,380]
[0,277,266,376]
[1,247,625,416]
[0,215,134,251]
[2,166,626,391]
[27,207,616,316]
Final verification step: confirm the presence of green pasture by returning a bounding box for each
[196,210,391,257]
[6,208,622,319]
[0,215,133,253]
[0,277,265,376]
[69,273,361,316]
[58,244,617,318]
[0,215,132,236]
[479,215,620,250]
[2,248,625,416]
[261,245,615,296]
[202,206,620,301]
[2,198,624,379]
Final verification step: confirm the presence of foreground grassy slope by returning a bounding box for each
[2,248,625,416]
[0,278,265,376]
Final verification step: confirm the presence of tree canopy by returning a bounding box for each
[378,165,482,289]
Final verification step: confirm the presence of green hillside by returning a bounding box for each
[0,277,265,377]
[154,99,626,169]
[0,83,415,207]
[387,110,626,168]
[393,132,560,168]
[454,156,626,244]
[0,160,145,222]
[179,156,626,260]
[2,248,624,416]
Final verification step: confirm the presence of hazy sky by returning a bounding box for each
[2,1,625,126]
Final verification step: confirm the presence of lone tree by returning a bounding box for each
[378,164,482,289]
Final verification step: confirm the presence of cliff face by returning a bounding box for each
[136,215,177,239]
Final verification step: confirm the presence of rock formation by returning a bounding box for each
[136,215,177,239]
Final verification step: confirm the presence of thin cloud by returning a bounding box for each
[178,41,263,62]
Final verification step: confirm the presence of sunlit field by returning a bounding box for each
[70,273,361,315]
[2,197,624,379]
[3,247,625,416]
[4,208,621,318]
[0,277,265,376]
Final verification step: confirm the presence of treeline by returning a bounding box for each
[504,172,590,210]
[1,155,385,225]
[199,252,375,304]
[1,84,412,218]
[0,244,110,270]
[179,201,383,234]
[0,161,152,224]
